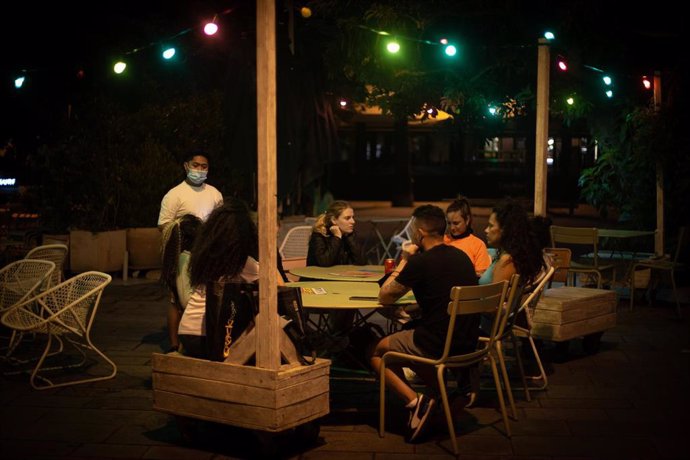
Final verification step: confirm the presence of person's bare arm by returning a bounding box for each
[378,257,412,304]
[492,253,517,283]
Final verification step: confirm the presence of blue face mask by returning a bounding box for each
[187,169,207,185]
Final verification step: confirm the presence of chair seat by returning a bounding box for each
[635,259,682,270]
[569,260,616,272]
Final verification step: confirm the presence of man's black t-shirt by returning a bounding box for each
[396,244,479,356]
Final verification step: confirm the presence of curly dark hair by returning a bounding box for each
[160,214,202,306]
[189,198,258,287]
[492,200,545,285]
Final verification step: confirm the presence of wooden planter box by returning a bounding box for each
[531,286,617,341]
[69,229,126,273]
[123,227,161,280]
[152,353,330,432]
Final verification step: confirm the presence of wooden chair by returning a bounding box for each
[543,247,571,287]
[1,271,116,389]
[550,226,616,288]
[378,279,515,455]
[630,227,687,317]
[25,244,68,287]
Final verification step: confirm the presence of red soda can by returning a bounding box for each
[384,258,396,274]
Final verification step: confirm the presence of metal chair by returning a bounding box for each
[630,227,687,317]
[1,259,56,357]
[378,279,515,455]
[511,266,556,394]
[381,217,415,263]
[25,244,69,287]
[279,225,312,259]
[543,247,571,287]
[1,271,116,390]
[550,226,616,288]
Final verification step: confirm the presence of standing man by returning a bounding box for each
[158,151,223,352]
[158,151,223,228]
[370,205,478,443]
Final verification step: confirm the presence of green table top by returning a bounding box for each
[287,281,415,309]
[288,265,385,282]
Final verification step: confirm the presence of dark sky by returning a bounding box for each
[1,1,686,145]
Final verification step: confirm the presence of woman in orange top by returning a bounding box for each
[444,197,491,277]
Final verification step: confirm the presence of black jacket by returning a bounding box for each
[306,232,365,267]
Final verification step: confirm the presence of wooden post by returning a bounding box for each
[256,0,280,370]
[534,38,550,217]
[653,71,664,256]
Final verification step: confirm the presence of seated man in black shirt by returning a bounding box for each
[370,204,478,443]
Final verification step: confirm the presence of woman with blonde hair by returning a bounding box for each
[307,200,365,267]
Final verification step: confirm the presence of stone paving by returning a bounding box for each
[1,202,688,459]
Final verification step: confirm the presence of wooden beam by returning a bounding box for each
[654,71,664,256]
[534,38,550,217]
[256,0,280,370]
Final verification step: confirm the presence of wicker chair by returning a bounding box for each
[1,259,56,357]
[1,271,116,389]
[25,244,69,287]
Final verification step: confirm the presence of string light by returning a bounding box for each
[386,41,401,54]
[14,75,25,89]
[300,6,312,18]
[642,75,652,90]
[162,47,176,60]
[113,61,127,74]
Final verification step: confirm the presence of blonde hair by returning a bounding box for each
[312,200,352,236]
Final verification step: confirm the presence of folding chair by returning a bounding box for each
[543,247,571,288]
[380,217,414,263]
[25,244,69,287]
[550,226,616,288]
[378,279,516,455]
[630,227,687,317]
[511,266,556,394]
[1,271,116,390]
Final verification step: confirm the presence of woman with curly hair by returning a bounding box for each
[177,198,283,358]
[480,200,545,287]
[161,214,202,352]
[307,200,365,267]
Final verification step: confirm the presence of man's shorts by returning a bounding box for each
[384,329,433,359]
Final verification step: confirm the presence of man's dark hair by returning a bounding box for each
[183,150,210,163]
[412,205,447,236]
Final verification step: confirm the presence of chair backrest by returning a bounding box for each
[543,247,571,285]
[0,259,56,313]
[25,244,69,286]
[671,227,687,264]
[518,266,555,329]
[390,217,415,245]
[4,271,112,336]
[550,225,602,266]
[493,274,526,341]
[279,225,312,259]
[440,280,509,361]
